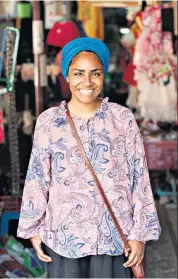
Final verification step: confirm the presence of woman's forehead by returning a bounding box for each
[71,51,102,65]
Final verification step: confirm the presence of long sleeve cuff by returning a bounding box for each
[127,217,161,243]
[17,220,43,239]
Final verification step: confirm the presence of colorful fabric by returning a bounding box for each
[17,98,161,258]
[77,1,104,41]
[122,10,143,88]
[133,6,177,122]
[61,37,110,79]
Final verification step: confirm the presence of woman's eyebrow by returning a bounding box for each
[72,69,103,72]
[91,69,103,72]
[72,69,85,72]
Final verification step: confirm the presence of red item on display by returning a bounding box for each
[47,21,80,48]
[122,59,137,86]
[0,109,4,144]
[123,10,143,86]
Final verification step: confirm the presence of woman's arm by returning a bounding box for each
[123,109,161,267]
[17,112,51,239]
[125,112,161,243]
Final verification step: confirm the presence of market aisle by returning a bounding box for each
[146,204,177,278]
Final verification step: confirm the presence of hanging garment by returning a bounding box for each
[134,6,177,122]
[122,10,143,87]
[0,98,4,144]
[136,72,177,122]
[126,86,139,109]
[123,60,137,87]
[173,1,177,35]
[47,21,80,48]
[77,1,104,40]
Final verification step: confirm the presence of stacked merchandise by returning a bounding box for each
[0,236,46,278]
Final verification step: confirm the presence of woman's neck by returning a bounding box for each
[68,98,102,118]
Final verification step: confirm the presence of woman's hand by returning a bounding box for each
[30,235,52,262]
[123,240,145,268]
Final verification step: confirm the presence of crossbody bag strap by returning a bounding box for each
[65,105,130,250]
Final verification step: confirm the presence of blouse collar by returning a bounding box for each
[60,97,109,121]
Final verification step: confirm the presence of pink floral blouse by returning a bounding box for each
[17,98,161,258]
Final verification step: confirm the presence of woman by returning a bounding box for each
[17,37,161,278]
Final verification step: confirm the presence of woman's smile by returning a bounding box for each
[78,89,94,96]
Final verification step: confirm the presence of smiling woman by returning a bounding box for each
[17,37,161,278]
[67,51,104,115]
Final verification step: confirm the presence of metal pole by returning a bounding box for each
[32,0,47,117]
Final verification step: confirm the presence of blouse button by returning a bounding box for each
[80,125,85,131]
[76,204,82,210]
[63,225,68,230]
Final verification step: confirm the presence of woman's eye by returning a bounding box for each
[74,72,83,76]
[92,72,100,76]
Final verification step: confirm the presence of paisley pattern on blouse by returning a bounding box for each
[17,98,161,258]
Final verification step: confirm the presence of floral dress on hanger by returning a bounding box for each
[133,6,177,122]
[122,10,143,109]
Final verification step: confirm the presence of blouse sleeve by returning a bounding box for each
[125,110,161,243]
[17,112,51,239]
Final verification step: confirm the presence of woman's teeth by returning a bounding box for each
[79,90,94,95]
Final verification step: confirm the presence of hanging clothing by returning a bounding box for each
[126,86,139,109]
[17,98,161,258]
[0,98,4,144]
[123,10,143,86]
[122,10,143,108]
[134,6,177,122]
[77,1,104,40]
[173,1,177,35]
[123,60,137,87]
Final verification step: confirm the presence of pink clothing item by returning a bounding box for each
[134,6,176,81]
[133,6,177,122]
[17,98,161,258]
[0,109,4,144]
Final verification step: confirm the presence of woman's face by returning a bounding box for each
[67,51,104,104]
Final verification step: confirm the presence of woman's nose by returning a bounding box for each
[83,74,92,86]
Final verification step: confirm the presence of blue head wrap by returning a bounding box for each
[61,37,110,79]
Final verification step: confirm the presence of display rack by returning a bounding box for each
[144,141,177,208]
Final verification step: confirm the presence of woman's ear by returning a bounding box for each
[66,77,69,83]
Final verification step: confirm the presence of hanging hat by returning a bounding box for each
[61,37,110,79]
[46,21,80,48]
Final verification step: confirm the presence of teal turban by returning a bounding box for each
[61,37,110,79]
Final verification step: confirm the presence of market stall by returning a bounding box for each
[0,2,177,276]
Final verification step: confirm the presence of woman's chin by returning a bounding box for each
[75,92,100,104]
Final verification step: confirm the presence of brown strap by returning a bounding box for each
[66,105,130,250]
